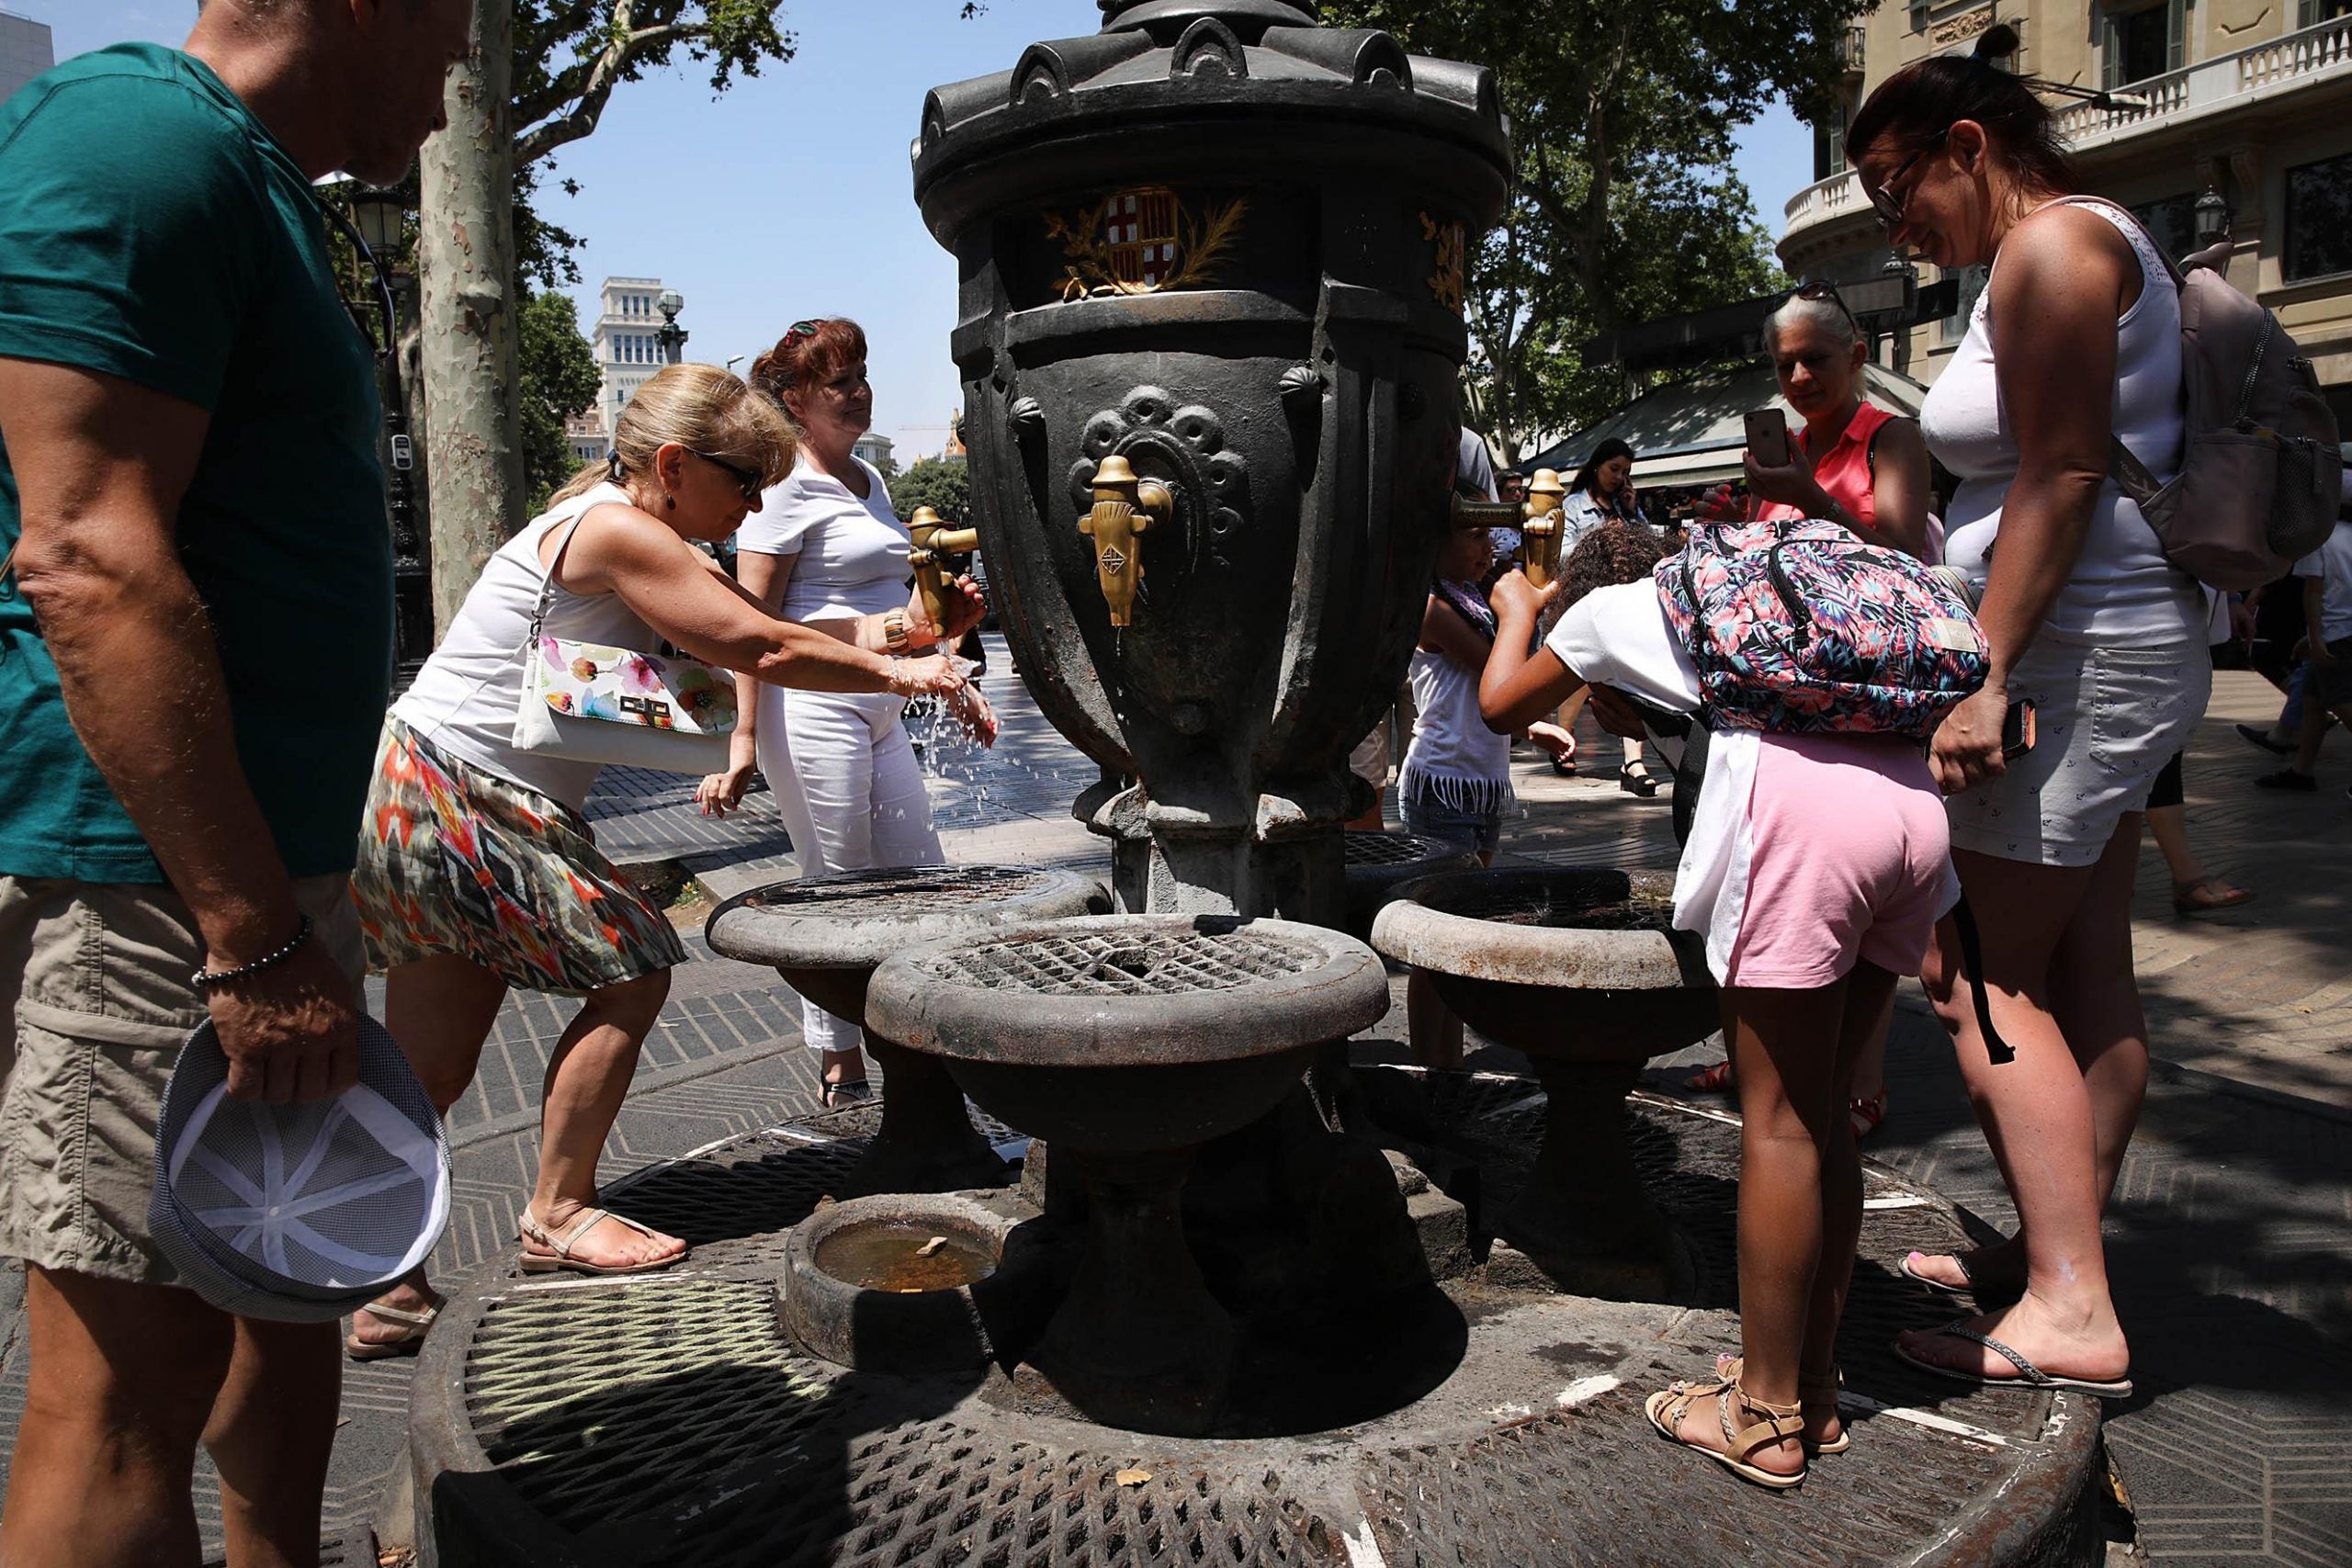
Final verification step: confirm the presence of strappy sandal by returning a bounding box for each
[1713,1355,1849,1456]
[518,1205,686,1278]
[2171,878,2253,916]
[345,1299,438,1362]
[1686,1060,1734,1093]
[1894,1318,2133,1399]
[1849,1092,1887,1141]
[1645,1370,1806,1490]
[822,1079,874,1110]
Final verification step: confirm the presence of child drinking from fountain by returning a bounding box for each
[1476,522,1959,1489]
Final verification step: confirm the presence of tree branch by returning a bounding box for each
[514,6,716,166]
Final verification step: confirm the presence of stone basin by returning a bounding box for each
[1372,867,1719,1298]
[705,865,1108,1197]
[1340,829,1483,942]
[865,915,1389,1435]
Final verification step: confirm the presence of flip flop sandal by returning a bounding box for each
[519,1206,687,1278]
[2172,879,2254,915]
[1893,1319,2133,1399]
[822,1079,875,1110]
[1713,1354,1850,1457]
[1645,1371,1806,1490]
[345,1299,438,1362]
[1899,1249,1983,1297]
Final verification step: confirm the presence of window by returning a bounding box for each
[1813,101,1849,182]
[2287,151,2352,281]
[2129,194,2199,264]
[2300,2,2352,28]
[2103,1,2185,89]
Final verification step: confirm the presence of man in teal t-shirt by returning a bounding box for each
[0,2,472,1562]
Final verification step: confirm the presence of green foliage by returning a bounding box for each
[1320,0,1860,459]
[890,457,970,524]
[516,289,604,513]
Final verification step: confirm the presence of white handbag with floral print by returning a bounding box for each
[510,516,737,773]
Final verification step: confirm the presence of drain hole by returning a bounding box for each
[1095,947,1155,981]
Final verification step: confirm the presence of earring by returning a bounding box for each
[665,493,676,512]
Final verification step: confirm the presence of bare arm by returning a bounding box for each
[1477,570,1582,730]
[1930,208,2136,794]
[0,359,357,1101]
[1419,595,1493,669]
[2307,575,2335,666]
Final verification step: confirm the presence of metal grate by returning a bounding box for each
[1419,877,1673,931]
[1341,830,1456,868]
[468,1280,839,1532]
[732,865,1061,913]
[923,929,1324,997]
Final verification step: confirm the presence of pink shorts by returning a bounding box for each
[1723,733,1956,989]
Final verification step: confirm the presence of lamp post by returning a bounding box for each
[656,288,688,365]
[2194,185,2233,251]
[1882,254,1920,376]
[336,184,431,680]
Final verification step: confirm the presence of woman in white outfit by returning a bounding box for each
[702,319,996,1103]
[1850,25,2203,1399]
[345,366,963,1356]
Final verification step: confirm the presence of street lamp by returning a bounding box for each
[2194,186,2233,250]
[656,288,688,364]
[348,186,405,256]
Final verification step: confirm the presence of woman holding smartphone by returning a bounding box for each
[1851,27,2205,1401]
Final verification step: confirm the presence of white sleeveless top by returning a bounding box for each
[1400,645,1514,817]
[1920,197,2200,646]
[734,454,909,624]
[392,483,658,810]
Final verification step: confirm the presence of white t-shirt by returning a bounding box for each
[734,454,908,623]
[1921,198,2202,648]
[2294,517,2352,645]
[1544,582,1763,981]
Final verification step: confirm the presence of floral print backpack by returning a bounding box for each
[1656,518,1989,739]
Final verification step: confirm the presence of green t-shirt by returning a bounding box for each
[0,44,392,883]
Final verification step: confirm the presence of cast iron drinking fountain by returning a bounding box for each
[404,6,2107,1561]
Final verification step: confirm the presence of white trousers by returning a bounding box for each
[755,683,944,1055]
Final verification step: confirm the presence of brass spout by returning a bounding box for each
[1450,493,1521,532]
[1519,468,1568,590]
[1079,454,1172,628]
[907,506,981,639]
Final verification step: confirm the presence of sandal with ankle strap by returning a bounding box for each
[345,1298,438,1362]
[1645,1370,1806,1490]
[518,1205,686,1278]
[1712,1355,1849,1457]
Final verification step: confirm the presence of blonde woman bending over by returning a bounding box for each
[344,365,964,1359]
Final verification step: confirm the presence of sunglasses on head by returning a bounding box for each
[784,319,821,344]
[1792,278,1860,329]
[691,449,764,502]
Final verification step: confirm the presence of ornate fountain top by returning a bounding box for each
[1096,0,1317,32]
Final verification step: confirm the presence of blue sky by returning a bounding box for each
[20,2,1812,459]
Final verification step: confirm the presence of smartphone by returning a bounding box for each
[1743,409,1792,468]
[2001,699,2037,760]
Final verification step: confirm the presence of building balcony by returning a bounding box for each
[2054,13,2352,148]
[1784,14,2352,258]
[1842,24,1866,80]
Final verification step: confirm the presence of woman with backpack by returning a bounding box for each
[1848,25,2209,1401]
[1479,522,1961,1487]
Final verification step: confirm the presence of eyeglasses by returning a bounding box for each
[1792,278,1860,330]
[691,449,764,502]
[1868,130,1947,230]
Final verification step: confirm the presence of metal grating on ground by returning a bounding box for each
[727,865,1067,911]
[931,929,1325,996]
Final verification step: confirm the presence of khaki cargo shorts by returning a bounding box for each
[0,874,364,1285]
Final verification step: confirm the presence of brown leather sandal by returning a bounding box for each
[1713,1355,1848,1456]
[1645,1370,1806,1490]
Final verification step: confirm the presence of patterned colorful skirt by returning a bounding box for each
[352,716,686,993]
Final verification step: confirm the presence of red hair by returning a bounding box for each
[749,318,867,417]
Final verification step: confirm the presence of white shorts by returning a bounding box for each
[1945,637,2208,868]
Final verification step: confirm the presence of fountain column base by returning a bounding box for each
[849,1035,1009,1199]
[1505,1058,1694,1302]
[1015,1145,1233,1438]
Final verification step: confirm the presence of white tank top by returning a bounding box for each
[1921,197,2200,646]
[391,483,660,810]
[1400,646,1514,815]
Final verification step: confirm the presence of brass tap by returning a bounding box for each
[907,505,980,640]
[1450,492,1521,533]
[1519,468,1568,590]
[1079,454,1172,628]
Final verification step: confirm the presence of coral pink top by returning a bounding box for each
[1756,400,1897,533]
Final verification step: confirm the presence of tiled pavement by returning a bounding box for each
[0,642,2344,1564]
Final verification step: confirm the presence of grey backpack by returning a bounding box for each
[2066,198,2343,589]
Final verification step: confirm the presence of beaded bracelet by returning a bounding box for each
[191,915,314,992]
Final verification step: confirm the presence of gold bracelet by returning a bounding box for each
[883,609,912,654]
